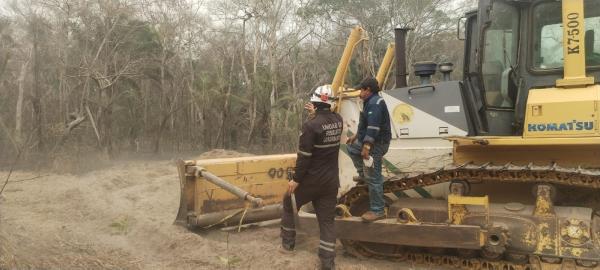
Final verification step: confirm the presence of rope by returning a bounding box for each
[201,204,251,231]
[202,209,245,230]
[335,204,352,218]
[237,206,250,233]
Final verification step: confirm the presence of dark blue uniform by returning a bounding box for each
[356,94,392,145]
[281,109,342,270]
[349,93,391,215]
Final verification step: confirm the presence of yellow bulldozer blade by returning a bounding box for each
[175,154,296,228]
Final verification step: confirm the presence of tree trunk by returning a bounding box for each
[15,57,29,145]
[187,50,202,149]
[268,42,277,149]
[246,20,261,147]
[240,18,255,148]
[215,53,235,148]
[154,116,169,154]
[246,96,257,146]
[31,19,44,152]
[103,85,114,156]
[154,46,168,153]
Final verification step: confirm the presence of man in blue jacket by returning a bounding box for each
[346,77,392,222]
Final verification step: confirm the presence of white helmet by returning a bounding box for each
[310,85,336,107]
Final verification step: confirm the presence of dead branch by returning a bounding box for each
[0,168,15,196]
[85,105,101,144]
[9,174,50,183]
[0,146,24,196]
[0,115,19,154]
[52,112,87,151]
[65,113,86,133]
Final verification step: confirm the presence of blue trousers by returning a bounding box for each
[348,141,390,215]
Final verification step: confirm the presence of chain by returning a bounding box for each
[339,162,600,270]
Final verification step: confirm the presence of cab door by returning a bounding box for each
[476,0,521,135]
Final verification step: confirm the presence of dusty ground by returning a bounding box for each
[0,150,440,270]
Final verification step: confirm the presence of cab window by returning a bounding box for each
[533,0,600,69]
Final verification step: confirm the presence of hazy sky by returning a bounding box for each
[0,0,11,15]
[0,0,479,17]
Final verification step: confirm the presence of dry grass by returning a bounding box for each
[0,231,141,270]
[0,151,420,270]
[0,232,20,269]
[195,149,254,160]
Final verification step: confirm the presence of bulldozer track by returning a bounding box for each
[342,240,539,270]
[339,162,600,270]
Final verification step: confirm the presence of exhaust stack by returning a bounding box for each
[394,28,411,88]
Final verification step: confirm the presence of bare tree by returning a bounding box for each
[0,0,467,164]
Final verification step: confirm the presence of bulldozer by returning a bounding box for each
[175,0,600,269]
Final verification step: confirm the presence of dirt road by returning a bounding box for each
[0,151,439,270]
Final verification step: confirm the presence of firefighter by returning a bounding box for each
[346,77,392,222]
[280,85,343,270]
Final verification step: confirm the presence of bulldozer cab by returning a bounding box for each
[462,0,600,136]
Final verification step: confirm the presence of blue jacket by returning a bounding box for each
[357,94,392,144]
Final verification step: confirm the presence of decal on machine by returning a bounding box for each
[444,106,460,113]
[527,120,594,132]
[392,104,414,124]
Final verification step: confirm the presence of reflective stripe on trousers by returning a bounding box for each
[280,183,338,264]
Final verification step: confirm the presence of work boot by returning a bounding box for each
[319,259,335,270]
[352,176,365,185]
[278,243,294,254]
[361,211,385,222]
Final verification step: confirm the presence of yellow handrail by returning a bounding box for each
[376,43,395,90]
[332,26,368,112]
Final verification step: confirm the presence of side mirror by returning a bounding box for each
[457,17,467,40]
